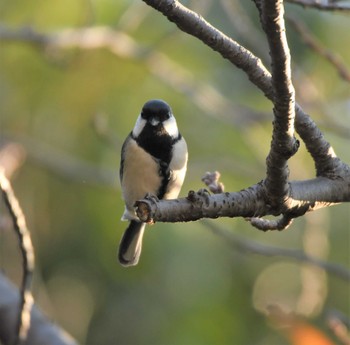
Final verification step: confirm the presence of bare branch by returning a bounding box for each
[135,177,348,224]
[220,0,269,62]
[261,0,299,210]
[142,0,273,97]
[0,274,78,345]
[288,16,350,83]
[0,170,35,344]
[131,0,350,229]
[140,0,347,179]
[294,107,348,178]
[1,4,349,235]
[136,184,268,223]
[286,0,350,12]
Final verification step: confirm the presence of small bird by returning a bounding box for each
[118,99,188,267]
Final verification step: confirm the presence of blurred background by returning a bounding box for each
[0,0,349,344]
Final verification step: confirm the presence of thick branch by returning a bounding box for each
[0,274,78,345]
[136,177,349,224]
[289,178,350,202]
[261,0,298,208]
[136,184,268,223]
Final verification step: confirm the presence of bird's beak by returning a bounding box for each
[150,118,160,126]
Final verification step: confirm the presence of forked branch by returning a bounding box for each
[141,0,348,178]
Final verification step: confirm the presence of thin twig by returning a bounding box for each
[288,16,350,83]
[220,0,269,62]
[286,0,350,12]
[0,169,35,344]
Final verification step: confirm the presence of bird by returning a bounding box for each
[118,99,188,267]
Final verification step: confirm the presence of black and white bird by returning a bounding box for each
[118,99,188,267]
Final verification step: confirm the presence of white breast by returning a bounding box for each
[121,138,161,220]
[121,136,188,221]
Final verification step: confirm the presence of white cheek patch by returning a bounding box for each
[163,114,179,138]
[164,137,188,200]
[132,115,146,137]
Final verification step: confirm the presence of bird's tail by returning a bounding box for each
[118,221,146,267]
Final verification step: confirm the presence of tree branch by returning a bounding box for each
[136,184,267,223]
[286,0,350,12]
[219,0,270,62]
[0,170,35,344]
[140,0,348,179]
[134,0,350,227]
[142,0,273,98]
[0,274,78,345]
[135,177,347,224]
[287,15,350,83]
[261,0,299,210]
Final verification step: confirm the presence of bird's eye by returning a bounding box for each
[158,112,170,122]
[141,110,151,120]
[141,111,170,123]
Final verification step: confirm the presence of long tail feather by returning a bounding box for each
[118,221,146,267]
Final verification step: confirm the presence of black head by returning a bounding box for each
[132,99,180,162]
[141,99,172,123]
